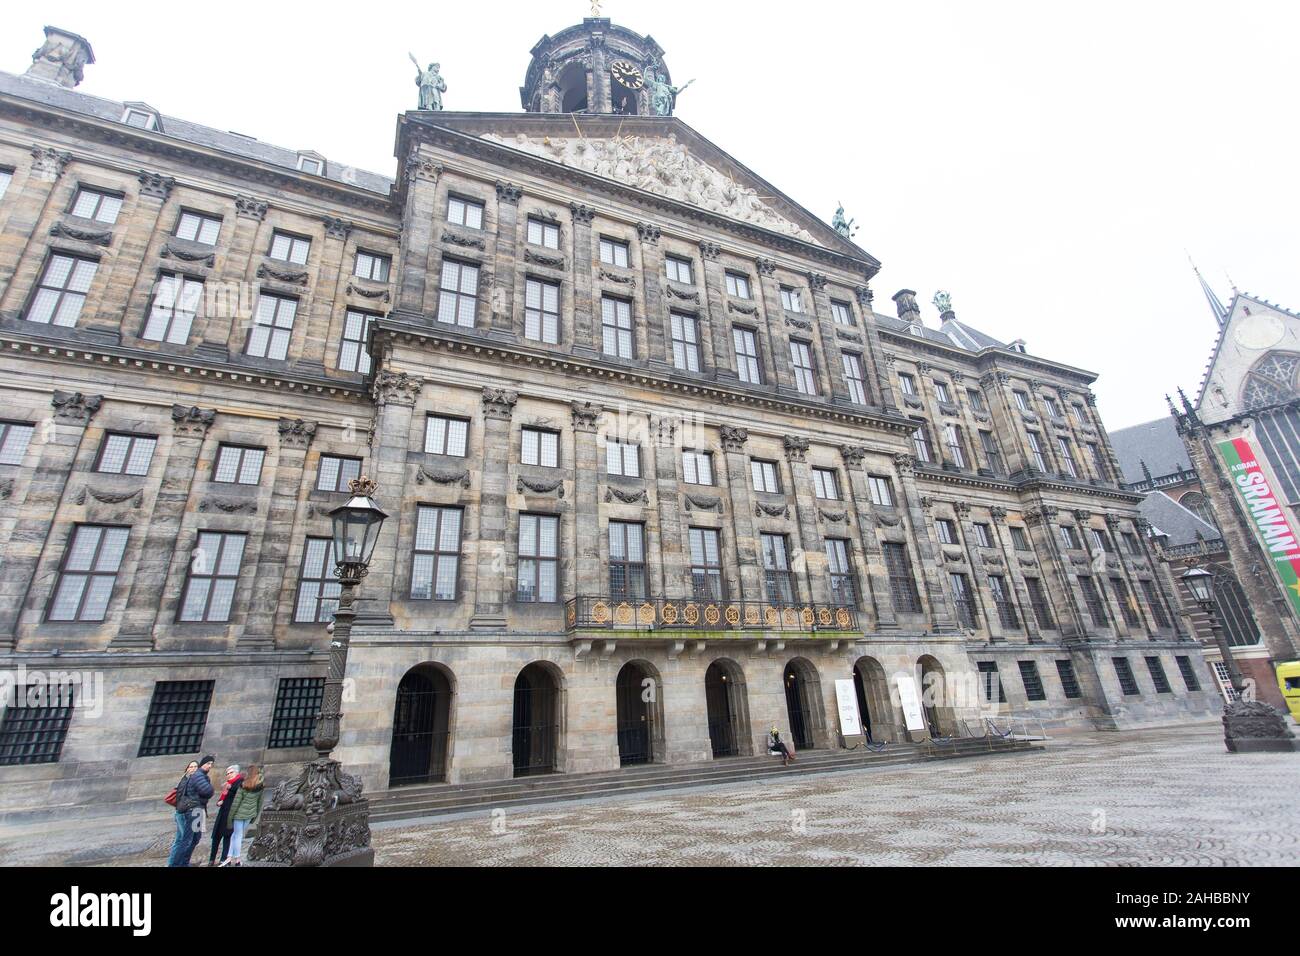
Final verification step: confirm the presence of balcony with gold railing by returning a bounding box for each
[563,595,860,637]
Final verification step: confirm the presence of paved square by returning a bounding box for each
[2,722,1296,866]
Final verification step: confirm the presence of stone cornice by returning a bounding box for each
[372,315,915,433]
[909,464,1142,504]
[876,326,1098,387]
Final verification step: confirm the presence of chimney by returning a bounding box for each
[27,26,94,89]
[892,289,921,323]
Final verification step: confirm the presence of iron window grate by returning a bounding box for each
[268,677,325,749]
[1174,655,1201,692]
[0,686,75,765]
[1017,661,1047,701]
[1111,657,1140,696]
[137,680,214,757]
[1055,659,1082,699]
[1144,656,1172,694]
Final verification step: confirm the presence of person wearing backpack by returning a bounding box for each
[168,755,215,867]
[165,760,199,867]
[223,763,264,867]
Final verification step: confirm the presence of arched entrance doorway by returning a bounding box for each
[512,662,561,777]
[852,656,893,743]
[783,658,825,751]
[388,664,452,787]
[918,655,950,737]
[705,659,751,758]
[616,660,662,765]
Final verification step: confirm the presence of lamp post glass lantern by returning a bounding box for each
[247,475,387,867]
[1181,566,1213,605]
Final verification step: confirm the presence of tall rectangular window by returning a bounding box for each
[527,217,560,249]
[842,352,867,404]
[609,521,647,600]
[882,542,922,613]
[179,531,245,622]
[671,312,701,372]
[1018,661,1047,701]
[1087,442,1107,477]
[95,433,156,476]
[1010,526,1030,550]
[1026,431,1048,471]
[1057,436,1079,478]
[1013,390,1031,412]
[725,272,751,299]
[599,237,629,267]
[316,454,361,493]
[1141,579,1171,628]
[602,296,634,359]
[521,428,559,468]
[0,168,12,200]
[71,187,122,225]
[605,440,640,477]
[935,518,958,545]
[989,574,1019,628]
[1025,577,1056,629]
[425,415,469,457]
[950,572,977,627]
[137,681,214,757]
[972,523,993,548]
[354,251,391,283]
[688,527,724,600]
[437,259,479,328]
[1145,656,1172,694]
[912,421,933,463]
[517,514,559,603]
[750,459,781,494]
[944,424,967,468]
[245,293,297,360]
[790,341,817,395]
[1044,396,1062,418]
[1059,525,1081,549]
[1112,657,1140,696]
[830,300,854,326]
[142,273,203,344]
[337,309,374,374]
[780,286,802,313]
[826,538,856,607]
[1055,659,1082,699]
[1175,655,1201,692]
[213,445,265,485]
[47,525,129,622]
[524,278,561,345]
[447,196,484,229]
[733,326,761,384]
[1079,575,1109,627]
[967,389,987,412]
[979,430,1004,473]
[267,678,325,749]
[1089,528,1112,552]
[868,475,894,507]
[269,231,310,264]
[26,254,98,326]
[665,256,693,284]
[812,467,840,500]
[293,537,341,623]
[761,533,796,605]
[411,506,462,601]
[898,373,917,396]
[0,683,75,766]
[175,210,221,245]
[1110,576,1140,626]
[934,381,952,404]
[682,449,713,485]
[0,421,35,466]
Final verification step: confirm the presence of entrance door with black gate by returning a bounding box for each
[852,665,874,742]
[389,667,451,787]
[512,664,559,777]
[705,661,740,758]
[615,662,654,765]
[784,664,816,750]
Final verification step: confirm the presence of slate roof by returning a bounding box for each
[873,313,1009,353]
[1140,490,1219,548]
[0,70,394,195]
[1109,416,1192,485]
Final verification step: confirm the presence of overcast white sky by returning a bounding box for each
[5,1,1297,429]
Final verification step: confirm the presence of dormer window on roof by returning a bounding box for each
[297,152,325,176]
[121,104,160,131]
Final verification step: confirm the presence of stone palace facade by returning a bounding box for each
[0,20,1218,813]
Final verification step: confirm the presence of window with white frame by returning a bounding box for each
[447,196,484,230]
[599,237,629,267]
[245,293,297,360]
[733,326,761,384]
[354,250,391,283]
[0,168,13,200]
[0,421,35,466]
[517,514,559,603]
[812,467,840,500]
[973,523,994,548]
[944,423,967,468]
[437,259,479,327]
[688,527,724,601]
[665,255,693,284]
[671,312,701,372]
[831,300,854,326]
[337,309,374,374]
[213,445,265,485]
[751,458,781,494]
[898,372,917,396]
[605,439,640,477]
[601,296,633,359]
[293,537,341,623]
[178,531,246,622]
[297,155,324,175]
[725,272,751,299]
[935,518,958,545]
[525,278,560,344]
[47,525,129,622]
[122,107,158,130]
[175,210,220,245]
[934,381,952,404]
[26,254,98,327]
[71,187,122,225]
[790,341,817,395]
[842,352,867,404]
[868,475,894,507]
[825,538,856,606]
[780,286,802,312]
[527,217,560,249]
[411,506,462,601]
[1014,390,1031,412]
[425,415,469,457]
[968,389,987,412]
[269,231,310,265]
[1026,431,1048,471]
[521,428,559,468]
[316,455,361,493]
[142,273,202,344]
[682,449,713,485]
[912,421,933,462]
[95,433,156,476]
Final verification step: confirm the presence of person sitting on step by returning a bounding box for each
[768,727,795,766]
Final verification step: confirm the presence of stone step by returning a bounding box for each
[369,738,1032,823]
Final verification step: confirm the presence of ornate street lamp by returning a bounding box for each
[1180,566,1245,699]
[249,476,388,866]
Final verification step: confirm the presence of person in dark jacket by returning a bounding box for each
[206,765,243,866]
[769,727,796,766]
[171,755,215,867]
[165,760,199,868]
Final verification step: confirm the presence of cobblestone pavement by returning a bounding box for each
[3,723,1297,866]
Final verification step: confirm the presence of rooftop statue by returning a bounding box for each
[410,55,447,111]
[646,68,694,116]
[832,202,858,238]
[933,290,954,315]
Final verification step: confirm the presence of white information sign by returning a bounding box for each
[895,674,926,731]
[833,678,862,737]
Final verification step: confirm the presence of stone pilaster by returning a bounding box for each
[894,454,957,631]
[240,417,316,649]
[651,416,688,597]
[491,182,523,335]
[696,241,724,372]
[570,203,597,354]
[783,435,827,603]
[1024,505,1088,639]
[636,223,666,362]
[752,258,783,387]
[302,216,351,367]
[954,501,1005,641]
[470,387,518,628]
[855,285,894,411]
[981,371,1033,475]
[571,401,602,599]
[396,149,440,316]
[0,146,71,305]
[94,171,173,333]
[199,194,266,354]
[719,426,762,599]
[991,506,1041,642]
[0,390,101,648]
[112,404,216,647]
[840,444,896,629]
[806,274,846,400]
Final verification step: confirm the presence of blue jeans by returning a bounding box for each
[230,819,249,860]
[167,809,204,867]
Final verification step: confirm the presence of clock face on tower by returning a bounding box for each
[611,60,644,90]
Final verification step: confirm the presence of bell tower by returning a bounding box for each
[520,17,677,116]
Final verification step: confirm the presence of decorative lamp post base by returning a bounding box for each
[245,757,374,867]
[1222,701,1299,754]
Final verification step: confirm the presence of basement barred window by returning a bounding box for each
[977,661,1005,704]
[0,684,75,765]
[1055,659,1082,699]
[1112,657,1140,696]
[1175,655,1201,692]
[1017,660,1047,701]
[137,680,214,757]
[267,677,325,749]
[1145,656,1172,694]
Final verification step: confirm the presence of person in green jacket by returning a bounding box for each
[223,763,264,867]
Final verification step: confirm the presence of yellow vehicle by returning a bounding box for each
[1278,661,1300,721]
